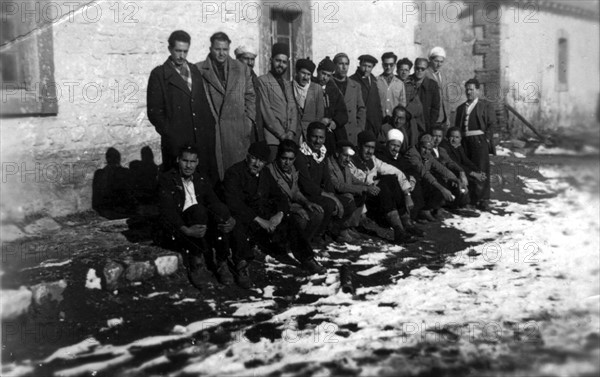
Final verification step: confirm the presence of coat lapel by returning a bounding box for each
[164,59,192,97]
[198,58,225,95]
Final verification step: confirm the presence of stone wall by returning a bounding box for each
[500,4,600,133]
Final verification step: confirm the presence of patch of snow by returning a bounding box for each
[230,300,276,317]
[357,266,386,276]
[85,269,101,290]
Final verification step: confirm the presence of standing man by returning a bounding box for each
[425,47,449,128]
[147,30,218,182]
[235,45,263,142]
[292,58,325,140]
[257,43,299,159]
[350,54,383,137]
[313,56,348,153]
[398,57,426,137]
[332,53,366,145]
[454,78,497,211]
[377,52,406,123]
[196,32,256,178]
[411,57,441,133]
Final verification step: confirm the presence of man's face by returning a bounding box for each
[465,83,479,101]
[397,64,411,81]
[271,54,289,76]
[419,142,432,159]
[178,152,199,177]
[387,140,402,157]
[360,141,376,161]
[382,58,396,76]
[393,110,407,129]
[295,68,312,87]
[432,130,443,147]
[238,54,255,69]
[169,41,189,66]
[317,70,333,86]
[276,151,296,173]
[335,57,349,78]
[336,149,352,167]
[449,130,462,148]
[430,56,445,72]
[209,40,230,64]
[246,154,266,175]
[359,61,374,77]
[308,128,326,151]
[414,60,428,80]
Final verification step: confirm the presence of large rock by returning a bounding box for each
[125,261,155,282]
[30,279,67,305]
[24,217,61,234]
[103,260,124,290]
[1,286,32,320]
[1,224,27,242]
[154,255,179,276]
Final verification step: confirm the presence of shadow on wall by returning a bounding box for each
[92,146,159,220]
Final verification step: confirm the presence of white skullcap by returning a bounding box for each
[429,46,446,59]
[387,129,404,144]
[234,45,257,58]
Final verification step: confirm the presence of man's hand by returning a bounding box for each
[182,224,207,238]
[306,202,324,213]
[217,217,236,233]
[405,195,414,211]
[296,208,310,221]
[322,192,344,218]
[269,211,284,230]
[283,131,295,140]
[459,172,469,188]
[254,217,274,232]
[366,184,380,196]
[440,187,455,202]
[471,171,486,182]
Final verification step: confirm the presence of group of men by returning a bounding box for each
[147,30,497,289]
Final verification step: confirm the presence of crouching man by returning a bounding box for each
[223,141,325,275]
[158,146,244,289]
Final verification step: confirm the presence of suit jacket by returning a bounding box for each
[158,169,230,230]
[147,59,218,181]
[293,81,325,140]
[403,77,427,136]
[439,139,479,174]
[294,152,334,201]
[223,161,289,227]
[350,72,383,137]
[257,72,299,145]
[311,78,348,130]
[406,146,457,186]
[196,56,256,177]
[331,77,366,145]
[267,163,309,213]
[327,156,367,196]
[410,74,440,132]
[454,99,497,155]
[377,74,406,119]
[425,68,448,125]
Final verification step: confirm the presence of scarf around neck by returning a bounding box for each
[300,141,327,163]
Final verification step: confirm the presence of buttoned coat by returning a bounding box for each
[257,72,299,146]
[331,78,366,145]
[196,56,256,177]
[293,81,325,140]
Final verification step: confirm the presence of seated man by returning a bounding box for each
[295,121,357,244]
[443,127,487,207]
[223,141,325,274]
[327,140,372,238]
[377,105,419,154]
[376,129,424,226]
[158,146,241,289]
[267,140,325,243]
[350,131,421,244]
[431,125,469,206]
[406,134,462,221]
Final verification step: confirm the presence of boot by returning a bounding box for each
[401,214,424,237]
[418,209,437,222]
[386,210,418,245]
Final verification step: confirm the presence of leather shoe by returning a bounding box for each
[301,258,326,274]
[233,260,252,289]
[214,261,234,286]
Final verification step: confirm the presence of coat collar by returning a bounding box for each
[163,58,192,96]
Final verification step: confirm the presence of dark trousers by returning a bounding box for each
[293,208,325,242]
[421,180,446,211]
[231,214,314,263]
[463,135,491,203]
[366,175,407,217]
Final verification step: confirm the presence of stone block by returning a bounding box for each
[24,217,61,235]
[125,261,155,282]
[1,286,33,320]
[103,260,124,291]
[30,279,67,305]
[1,224,27,243]
[154,255,179,276]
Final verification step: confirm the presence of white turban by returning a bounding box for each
[429,46,446,59]
[387,129,404,144]
[234,45,257,58]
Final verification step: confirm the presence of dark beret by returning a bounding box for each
[317,56,336,72]
[358,54,378,65]
[357,130,377,145]
[248,141,271,161]
[296,58,316,74]
[272,43,290,58]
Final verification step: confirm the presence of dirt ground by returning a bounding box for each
[1,154,599,377]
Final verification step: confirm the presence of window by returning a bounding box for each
[1,0,57,116]
[557,31,568,91]
[270,6,301,81]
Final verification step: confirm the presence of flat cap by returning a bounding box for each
[358,54,378,65]
[336,140,356,156]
